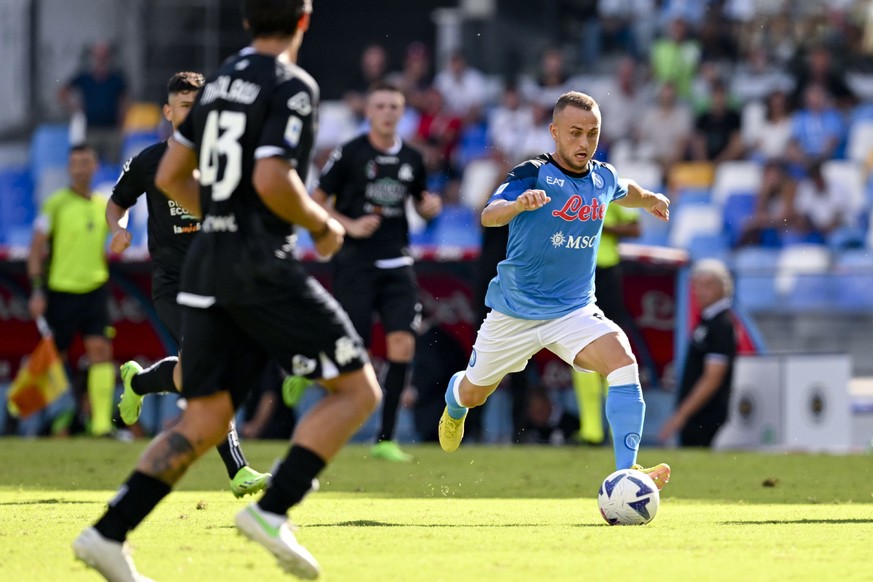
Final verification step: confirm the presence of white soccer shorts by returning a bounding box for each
[464,303,623,387]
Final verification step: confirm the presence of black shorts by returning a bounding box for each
[332,262,422,347]
[46,285,111,352]
[180,277,369,409]
[153,288,182,345]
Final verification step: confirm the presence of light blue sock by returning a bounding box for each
[605,383,645,470]
[444,371,468,420]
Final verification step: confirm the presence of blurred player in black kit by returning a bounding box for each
[75,1,381,579]
[105,71,270,499]
[312,81,442,462]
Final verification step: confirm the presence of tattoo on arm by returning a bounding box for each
[142,431,198,485]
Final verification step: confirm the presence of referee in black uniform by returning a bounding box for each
[313,81,442,462]
[105,72,269,497]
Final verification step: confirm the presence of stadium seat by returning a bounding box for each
[711,160,763,208]
[732,246,780,274]
[722,192,757,247]
[29,123,71,179]
[0,168,35,236]
[734,273,779,312]
[667,162,715,194]
[785,273,837,311]
[774,244,831,297]
[121,130,161,161]
[458,158,502,209]
[92,164,121,196]
[688,232,729,261]
[616,160,663,192]
[123,102,162,132]
[668,203,721,249]
[833,250,873,312]
[846,121,873,164]
[416,205,480,249]
[822,160,865,214]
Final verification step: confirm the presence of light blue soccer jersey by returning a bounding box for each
[484,154,628,319]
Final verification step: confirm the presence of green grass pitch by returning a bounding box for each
[1,439,872,581]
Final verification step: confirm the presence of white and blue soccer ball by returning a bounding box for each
[597,468,660,525]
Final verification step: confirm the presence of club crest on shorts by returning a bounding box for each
[468,349,477,367]
[292,354,317,376]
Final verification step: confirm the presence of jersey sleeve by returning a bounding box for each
[486,160,539,205]
[706,317,737,359]
[316,144,348,195]
[35,192,61,234]
[110,154,145,209]
[255,78,316,167]
[605,163,628,201]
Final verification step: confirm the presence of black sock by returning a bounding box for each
[215,422,247,478]
[258,445,325,515]
[130,357,178,396]
[94,471,172,542]
[376,361,408,443]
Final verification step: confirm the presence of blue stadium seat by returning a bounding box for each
[121,130,161,162]
[426,205,481,248]
[784,274,837,311]
[29,124,71,178]
[688,232,729,261]
[722,192,757,247]
[734,274,779,312]
[731,246,780,274]
[0,168,35,245]
[835,273,873,311]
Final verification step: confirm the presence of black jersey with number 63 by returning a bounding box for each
[174,47,318,303]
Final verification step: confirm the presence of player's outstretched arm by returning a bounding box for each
[106,199,132,254]
[615,179,670,222]
[156,138,201,217]
[481,189,551,227]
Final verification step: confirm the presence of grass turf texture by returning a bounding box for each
[1,440,872,581]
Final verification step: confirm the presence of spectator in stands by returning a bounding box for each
[594,56,651,158]
[659,259,736,447]
[433,51,489,117]
[786,83,847,170]
[26,144,115,437]
[519,47,571,109]
[413,86,463,189]
[688,78,744,163]
[791,44,855,112]
[386,41,433,112]
[58,41,128,164]
[738,159,798,247]
[488,84,536,166]
[793,161,863,248]
[745,90,794,163]
[344,44,389,122]
[650,17,701,100]
[621,82,693,172]
[730,46,794,102]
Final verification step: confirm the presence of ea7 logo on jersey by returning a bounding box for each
[546,175,565,187]
[287,91,312,115]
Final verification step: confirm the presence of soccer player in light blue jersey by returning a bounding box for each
[439,91,671,489]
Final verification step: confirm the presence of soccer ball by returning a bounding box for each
[597,468,660,525]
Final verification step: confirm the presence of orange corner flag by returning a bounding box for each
[7,335,69,419]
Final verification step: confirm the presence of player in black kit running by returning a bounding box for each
[105,71,270,498]
[75,2,381,579]
[312,81,442,461]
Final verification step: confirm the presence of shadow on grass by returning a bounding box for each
[723,518,873,525]
[0,499,97,505]
[308,520,606,528]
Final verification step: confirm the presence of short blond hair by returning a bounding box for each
[692,259,734,298]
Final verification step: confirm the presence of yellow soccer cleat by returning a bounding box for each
[230,466,272,499]
[118,361,144,425]
[438,407,467,452]
[632,463,671,490]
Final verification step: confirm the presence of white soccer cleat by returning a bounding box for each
[72,527,154,582]
[235,503,321,579]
